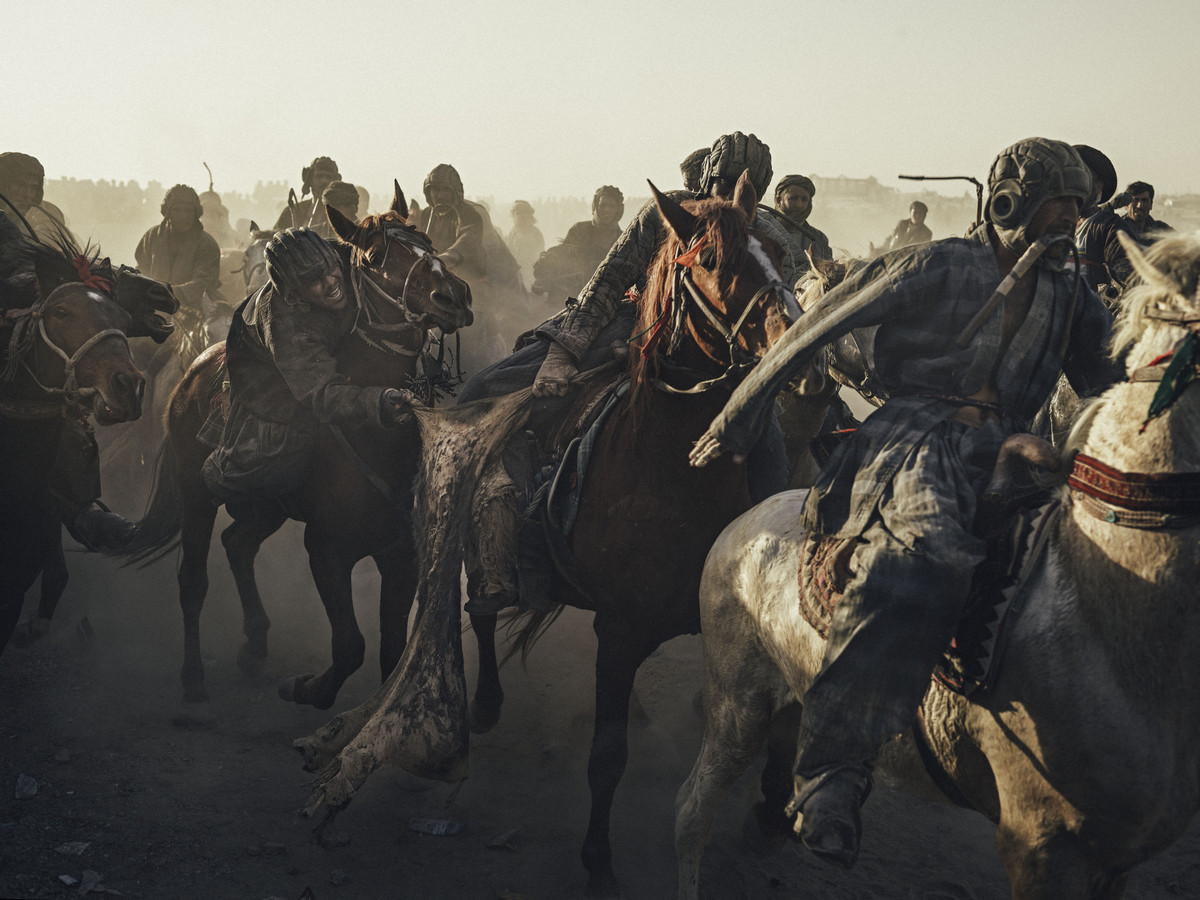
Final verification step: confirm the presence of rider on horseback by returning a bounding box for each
[457,132,801,616]
[202,228,414,507]
[690,138,1123,869]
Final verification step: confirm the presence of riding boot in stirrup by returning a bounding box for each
[785,763,874,869]
[65,502,139,553]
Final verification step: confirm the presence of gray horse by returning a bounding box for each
[676,230,1200,899]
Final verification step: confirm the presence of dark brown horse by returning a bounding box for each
[291,177,809,895]
[470,177,797,895]
[1,233,151,656]
[121,184,473,709]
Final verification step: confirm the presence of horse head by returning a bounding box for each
[1074,231,1200,471]
[113,265,179,343]
[632,173,796,391]
[327,181,473,335]
[8,280,146,424]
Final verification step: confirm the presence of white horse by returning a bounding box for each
[676,230,1200,899]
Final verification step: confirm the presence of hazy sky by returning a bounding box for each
[6,0,1197,203]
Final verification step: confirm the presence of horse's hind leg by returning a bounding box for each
[278,529,363,710]
[675,678,779,900]
[178,482,219,702]
[13,533,69,648]
[221,504,286,677]
[372,544,416,682]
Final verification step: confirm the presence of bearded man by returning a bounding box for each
[691,137,1121,869]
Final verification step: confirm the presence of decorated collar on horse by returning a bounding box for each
[1068,305,1200,529]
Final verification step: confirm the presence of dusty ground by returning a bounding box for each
[3,515,1200,900]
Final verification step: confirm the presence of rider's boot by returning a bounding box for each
[785,762,874,869]
[463,463,520,616]
[64,501,138,552]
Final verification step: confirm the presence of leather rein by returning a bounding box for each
[1069,306,1200,529]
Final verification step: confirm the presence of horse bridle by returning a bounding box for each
[6,282,131,404]
[351,226,439,357]
[667,233,800,381]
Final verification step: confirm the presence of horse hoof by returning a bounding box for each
[182,686,209,703]
[11,616,50,649]
[468,699,502,735]
[278,675,301,702]
[237,645,266,677]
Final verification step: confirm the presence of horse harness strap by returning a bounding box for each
[1068,452,1200,529]
[0,394,71,421]
[7,283,130,404]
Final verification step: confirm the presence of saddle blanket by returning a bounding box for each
[797,501,1060,696]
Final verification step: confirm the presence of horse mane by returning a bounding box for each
[628,198,752,423]
[1110,231,1200,359]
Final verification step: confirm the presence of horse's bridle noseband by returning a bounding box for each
[7,282,131,404]
[671,233,799,371]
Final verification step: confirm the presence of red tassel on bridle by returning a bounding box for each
[73,256,114,294]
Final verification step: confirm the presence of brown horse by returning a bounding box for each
[121,184,473,709]
[292,176,800,894]
[1,234,150,656]
[676,230,1200,899]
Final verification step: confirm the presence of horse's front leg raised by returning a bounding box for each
[221,504,286,678]
[278,528,364,711]
[582,616,655,898]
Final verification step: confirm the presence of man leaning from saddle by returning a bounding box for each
[691,137,1123,868]
[202,228,413,508]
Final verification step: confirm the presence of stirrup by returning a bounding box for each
[785,764,873,869]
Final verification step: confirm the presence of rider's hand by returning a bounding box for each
[1109,190,1133,210]
[381,387,419,424]
[533,341,578,397]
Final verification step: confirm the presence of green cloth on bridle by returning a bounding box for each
[1143,330,1199,431]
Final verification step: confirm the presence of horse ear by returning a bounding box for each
[326,204,357,244]
[391,180,408,218]
[1117,230,1172,293]
[649,180,697,245]
[732,171,758,219]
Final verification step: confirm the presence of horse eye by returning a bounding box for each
[699,248,716,269]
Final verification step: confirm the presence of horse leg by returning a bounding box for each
[178,481,219,702]
[13,531,68,648]
[278,530,363,711]
[998,827,1129,900]
[372,544,416,682]
[463,509,506,734]
[675,686,780,900]
[752,700,805,847]
[221,504,286,678]
[581,617,655,898]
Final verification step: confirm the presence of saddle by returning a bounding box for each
[512,370,629,611]
[797,496,1060,698]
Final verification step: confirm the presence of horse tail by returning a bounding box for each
[500,605,567,668]
[116,437,183,565]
